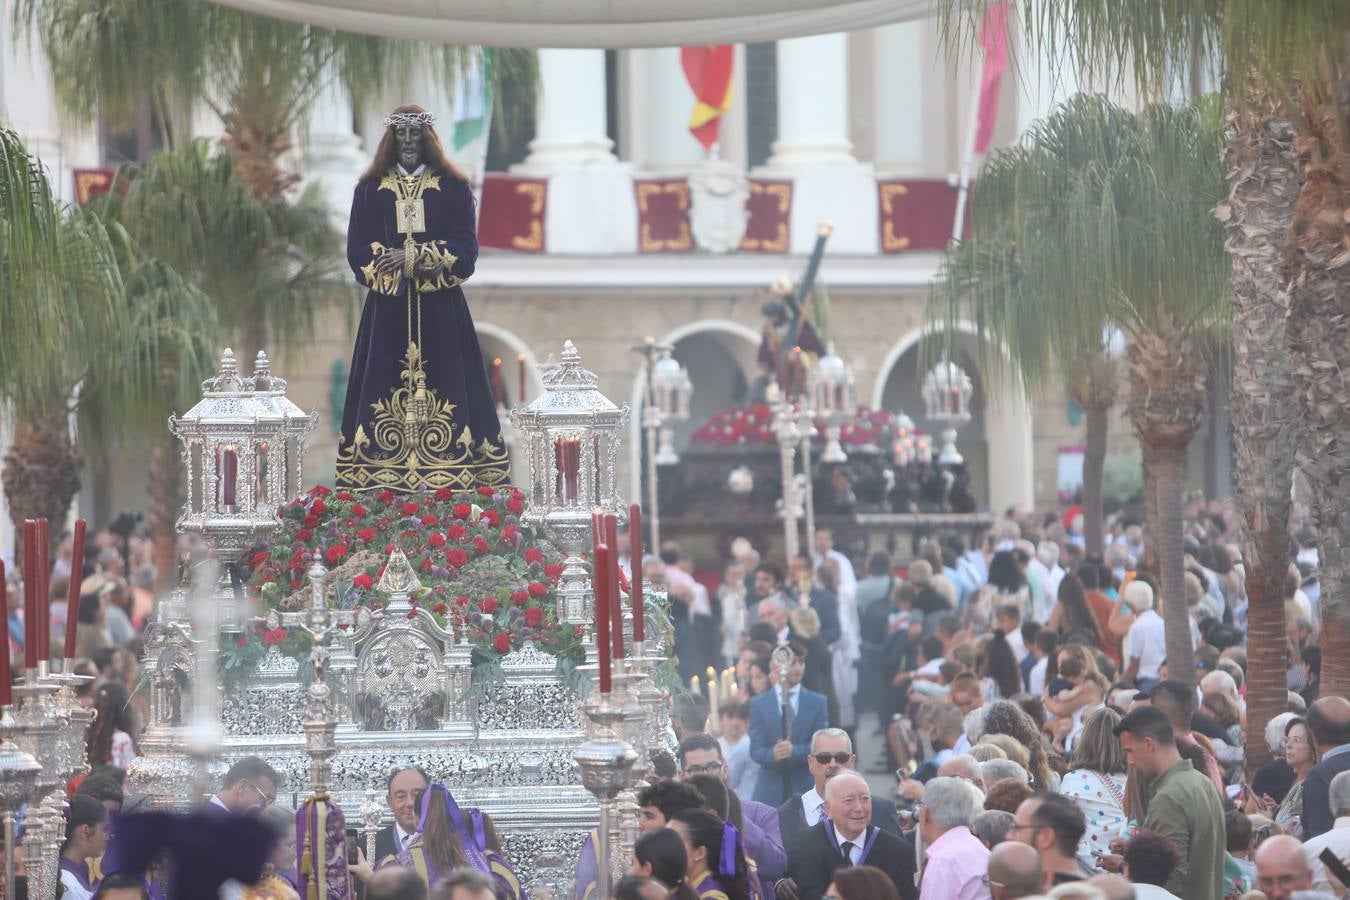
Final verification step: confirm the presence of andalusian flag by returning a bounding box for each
[451,54,490,152]
[680,45,735,151]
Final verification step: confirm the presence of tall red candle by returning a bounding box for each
[0,559,9,706]
[64,519,86,661]
[604,515,624,661]
[593,543,612,694]
[517,354,527,404]
[37,518,49,663]
[22,521,36,669]
[629,503,644,643]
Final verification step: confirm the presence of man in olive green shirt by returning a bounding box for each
[1115,705,1226,900]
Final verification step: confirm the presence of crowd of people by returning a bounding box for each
[6,495,1345,899]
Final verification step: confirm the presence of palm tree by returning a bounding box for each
[934,95,1229,688]
[0,126,218,560]
[17,0,535,361]
[934,0,1346,763]
[88,142,346,589]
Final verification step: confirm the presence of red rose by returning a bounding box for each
[251,550,268,566]
[510,590,529,606]
[481,598,498,614]
[507,497,524,514]
[454,595,469,606]
[472,537,490,556]
[303,514,318,527]
[428,533,447,548]
[493,634,511,654]
[336,490,354,501]
[527,582,548,598]
[385,543,395,554]
[501,525,519,545]
[477,486,496,498]
[377,490,396,505]
[311,499,326,517]
[313,485,332,497]
[357,528,376,543]
[512,488,525,502]
[325,545,346,564]
[351,504,368,518]
[297,528,314,542]
[431,488,452,503]
[401,501,420,516]
[480,509,500,527]
[524,607,544,627]
[421,514,438,526]
[523,547,544,565]
[544,564,565,582]
[453,503,472,519]
[447,524,466,541]
[353,574,373,590]
[446,548,469,567]
[236,636,248,647]
[432,602,448,615]
[418,558,432,572]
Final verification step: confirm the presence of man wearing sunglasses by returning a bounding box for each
[777,728,902,855]
[676,733,787,883]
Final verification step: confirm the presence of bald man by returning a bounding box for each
[986,841,1043,900]
[1255,834,1312,900]
[1086,874,1135,900]
[1303,696,1350,838]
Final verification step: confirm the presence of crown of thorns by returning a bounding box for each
[383,110,436,128]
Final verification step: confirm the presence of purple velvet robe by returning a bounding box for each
[338,169,509,494]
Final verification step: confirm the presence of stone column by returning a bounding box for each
[872,21,930,176]
[631,47,704,172]
[765,33,857,170]
[519,49,618,170]
[300,76,367,227]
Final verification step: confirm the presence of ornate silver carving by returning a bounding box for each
[688,158,750,253]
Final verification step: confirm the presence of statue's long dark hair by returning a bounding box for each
[360,104,469,184]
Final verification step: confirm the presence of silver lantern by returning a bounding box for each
[808,343,856,465]
[921,361,973,466]
[511,341,629,630]
[649,352,692,466]
[169,348,316,627]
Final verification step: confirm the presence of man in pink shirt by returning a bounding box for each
[917,776,991,900]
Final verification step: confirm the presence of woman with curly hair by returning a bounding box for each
[981,700,1055,790]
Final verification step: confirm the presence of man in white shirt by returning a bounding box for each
[1037,541,1065,623]
[1121,580,1167,691]
[813,529,856,601]
[1304,770,1350,894]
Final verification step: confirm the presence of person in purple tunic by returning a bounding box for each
[61,796,110,899]
[669,809,757,900]
[337,103,509,494]
[376,784,524,899]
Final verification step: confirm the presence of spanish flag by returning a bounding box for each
[681,45,735,151]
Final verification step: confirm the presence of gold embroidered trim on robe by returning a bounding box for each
[335,345,509,493]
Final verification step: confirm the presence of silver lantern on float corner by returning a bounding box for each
[169,348,316,629]
[511,341,629,632]
[809,343,856,465]
[921,360,973,466]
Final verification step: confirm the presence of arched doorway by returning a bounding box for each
[872,324,1033,514]
[626,320,761,506]
[475,323,546,406]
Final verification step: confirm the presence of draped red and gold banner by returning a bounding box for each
[634,178,693,252]
[478,174,547,252]
[739,178,793,253]
[73,167,117,206]
[877,178,970,252]
[680,45,735,151]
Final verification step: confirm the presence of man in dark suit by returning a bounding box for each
[777,728,901,853]
[785,771,916,900]
[1301,696,1350,838]
[372,765,431,861]
[750,641,829,807]
[206,756,279,818]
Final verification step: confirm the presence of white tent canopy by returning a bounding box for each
[210,0,936,47]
